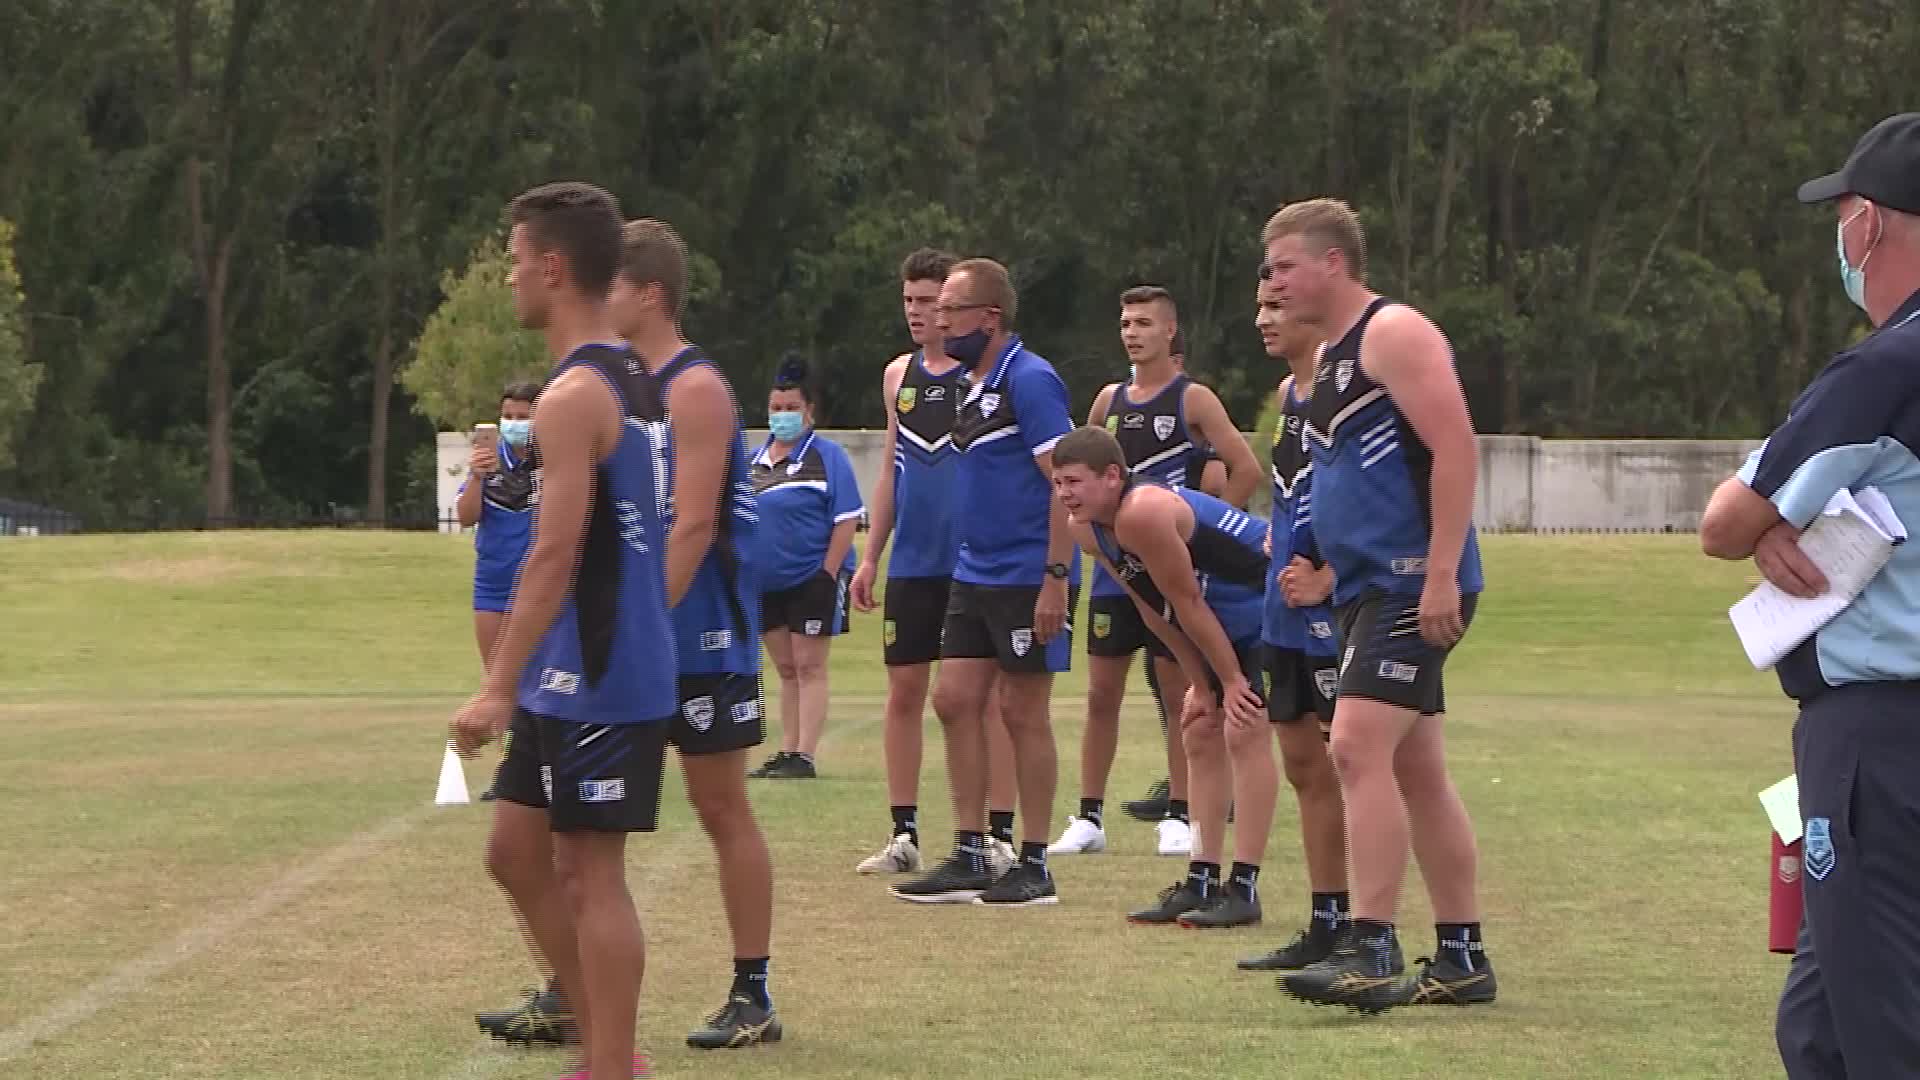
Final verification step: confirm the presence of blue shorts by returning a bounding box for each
[473,579,513,614]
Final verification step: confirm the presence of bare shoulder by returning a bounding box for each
[884,353,912,395]
[1362,303,1450,360]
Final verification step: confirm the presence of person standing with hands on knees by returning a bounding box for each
[1261,198,1493,1015]
[1701,112,1920,1080]
[749,353,864,779]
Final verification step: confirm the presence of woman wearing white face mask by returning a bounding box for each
[456,380,542,673]
[747,353,865,779]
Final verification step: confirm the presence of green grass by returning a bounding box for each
[0,531,1794,1078]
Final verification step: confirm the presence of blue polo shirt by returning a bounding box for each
[748,429,864,593]
[950,336,1080,588]
[1736,288,1920,703]
[465,439,534,606]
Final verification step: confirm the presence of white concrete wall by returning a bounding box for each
[436,429,1763,534]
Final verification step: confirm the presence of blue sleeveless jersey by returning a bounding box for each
[1304,297,1485,607]
[889,351,968,579]
[652,347,762,677]
[1263,380,1337,654]
[517,343,679,724]
[1090,485,1268,647]
[1091,374,1205,599]
[469,439,535,593]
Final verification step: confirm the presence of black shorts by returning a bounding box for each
[1085,592,1172,660]
[491,708,670,833]
[884,576,951,666]
[762,569,850,637]
[1334,590,1479,715]
[673,672,766,755]
[1266,646,1338,737]
[1199,639,1269,710]
[941,581,1078,674]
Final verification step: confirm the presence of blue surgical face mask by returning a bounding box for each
[943,327,992,366]
[499,417,532,447]
[1837,204,1877,312]
[767,411,806,442]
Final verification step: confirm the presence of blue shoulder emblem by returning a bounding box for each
[1804,816,1835,882]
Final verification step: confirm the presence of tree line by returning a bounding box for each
[1,0,1912,528]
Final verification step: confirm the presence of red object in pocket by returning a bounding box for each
[1771,833,1804,955]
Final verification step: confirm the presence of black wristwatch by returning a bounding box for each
[1044,562,1070,580]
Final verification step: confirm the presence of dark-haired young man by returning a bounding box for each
[1051,287,1258,860]
[452,180,674,1080]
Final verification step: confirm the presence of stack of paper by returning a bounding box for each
[1759,775,1801,844]
[1728,487,1907,670]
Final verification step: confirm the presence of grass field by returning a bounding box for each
[0,530,1796,1078]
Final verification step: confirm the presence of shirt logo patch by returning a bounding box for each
[1314,668,1340,701]
[1093,613,1112,639]
[682,694,716,733]
[1105,415,1120,433]
[1122,412,1146,430]
[1335,353,1355,393]
[1390,558,1427,576]
[897,385,917,413]
[980,392,1001,416]
[1154,414,1176,441]
[578,778,626,803]
[539,668,581,695]
[1010,628,1033,656]
[1377,660,1419,683]
[731,700,760,725]
[1804,817,1835,881]
[700,631,733,651]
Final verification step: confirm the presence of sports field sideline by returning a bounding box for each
[1,530,1792,1078]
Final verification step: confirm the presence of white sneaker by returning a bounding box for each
[1156,818,1193,856]
[987,837,1019,879]
[856,832,921,875]
[1045,816,1107,855]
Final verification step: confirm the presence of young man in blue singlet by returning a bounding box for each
[849,248,1021,878]
[1049,425,1275,929]
[607,217,781,1049]
[1259,198,1494,1014]
[452,181,672,1080]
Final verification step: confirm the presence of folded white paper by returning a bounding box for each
[1759,774,1801,845]
[1728,487,1906,670]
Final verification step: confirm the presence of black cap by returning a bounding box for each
[1797,113,1920,213]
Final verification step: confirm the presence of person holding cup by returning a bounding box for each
[456,380,542,671]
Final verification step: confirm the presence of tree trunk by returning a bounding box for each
[366,3,399,525]
[1324,0,1349,191]
[204,243,232,522]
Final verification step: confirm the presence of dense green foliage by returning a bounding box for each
[1,1,1911,526]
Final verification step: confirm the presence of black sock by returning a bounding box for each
[1185,860,1221,897]
[1019,841,1049,875]
[1166,799,1191,825]
[1436,922,1486,970]
[1311,891,1350,936]
[1078,798,1105,829]
[890,805,919,849]
[956,830,987,875]
[731,956,771,1009]
[1228,862,1260,901]
[988,810,1016,846]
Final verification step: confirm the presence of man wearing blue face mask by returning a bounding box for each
[1701,111,1920,1079]
[458,380,543,673]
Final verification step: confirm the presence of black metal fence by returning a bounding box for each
[0,507,466,536]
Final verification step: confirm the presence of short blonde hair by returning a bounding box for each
[950,257,1018,327]
[1262,198,1367,282]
